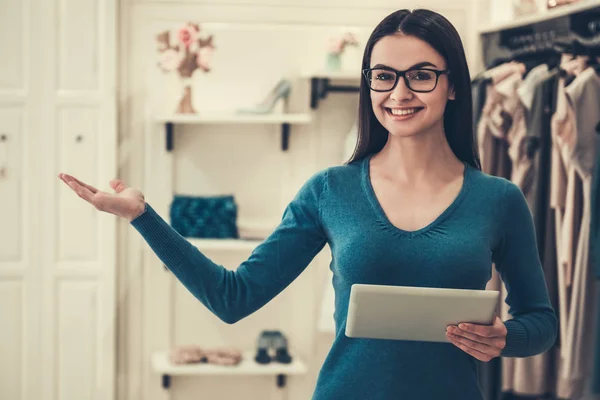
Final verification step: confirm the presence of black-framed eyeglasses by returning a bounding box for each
[362,67,450,93]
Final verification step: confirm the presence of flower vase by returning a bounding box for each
[176,77,196,114]
[326,53,342,72]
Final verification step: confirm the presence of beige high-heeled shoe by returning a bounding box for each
[237,79,292,114]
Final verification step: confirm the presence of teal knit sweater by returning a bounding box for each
[131,154,557,399]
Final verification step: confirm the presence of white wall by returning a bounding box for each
[116,1,488,400]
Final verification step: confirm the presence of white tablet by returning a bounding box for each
[345,284,500,342]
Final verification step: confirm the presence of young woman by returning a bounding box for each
[59,9,557,399]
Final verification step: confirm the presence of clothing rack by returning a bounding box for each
[475,5,600,400]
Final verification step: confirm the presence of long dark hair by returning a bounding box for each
[346,9,481,170]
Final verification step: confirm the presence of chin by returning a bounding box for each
[382,117,444,139]
[386,128,423,138]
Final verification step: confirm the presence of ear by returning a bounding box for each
[448,84,456,101]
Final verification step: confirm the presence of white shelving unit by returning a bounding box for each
[147,77,337,393]
[152,351,307,389]
[479,0,600,33]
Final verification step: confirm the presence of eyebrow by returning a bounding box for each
[371,61,439,70]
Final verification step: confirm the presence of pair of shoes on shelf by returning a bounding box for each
[169,345,243,366]
[236,79,292,114]
[254,330,293,364]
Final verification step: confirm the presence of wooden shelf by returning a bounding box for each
[152,351,307,389]
[478,0,600,34]
[187,238,263,252]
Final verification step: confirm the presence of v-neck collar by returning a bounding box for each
[361,153,473,238]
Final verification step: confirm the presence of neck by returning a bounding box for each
[375,125,463,184]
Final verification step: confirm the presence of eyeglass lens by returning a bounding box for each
[367,69,439,92]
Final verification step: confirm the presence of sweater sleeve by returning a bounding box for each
[492,180,558,357]
[130,170,328,324]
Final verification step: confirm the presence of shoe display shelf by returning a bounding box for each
[152,351,307,390]
[148,71,359,390]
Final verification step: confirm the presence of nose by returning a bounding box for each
[390,77,413,102]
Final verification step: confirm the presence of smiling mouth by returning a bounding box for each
[386,107,424,117]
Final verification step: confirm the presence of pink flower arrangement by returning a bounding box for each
[327,32,358,56]
[156,22,215,78]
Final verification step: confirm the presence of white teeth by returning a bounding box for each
[389,108,419,116]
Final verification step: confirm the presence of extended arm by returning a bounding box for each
[131,171,328,324]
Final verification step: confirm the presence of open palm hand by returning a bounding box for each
[58,173,146,222]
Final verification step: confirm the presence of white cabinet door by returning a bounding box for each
[38,0,117,398]
[0,0,117,399]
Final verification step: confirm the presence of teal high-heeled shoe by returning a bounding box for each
[237,79,292,114]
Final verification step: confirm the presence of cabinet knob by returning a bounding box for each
[0,134,7,142]
[76,135,83,143]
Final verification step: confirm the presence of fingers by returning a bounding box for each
[446,317,508,362]
[109,179,127,194]
[457,320,502,338]
[447,327,503,353]
[58,173,126,195]
[447,336,496,362]
[447,326,498,347]
[58,173,98,194]
[58,173,68,186]
[58,173,101,205]
[456,323,493,337]
[65,178,96,203]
